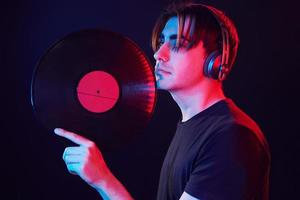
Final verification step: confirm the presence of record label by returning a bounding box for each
[77,70,120,113]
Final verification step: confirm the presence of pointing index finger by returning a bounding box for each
[54,128,93,147]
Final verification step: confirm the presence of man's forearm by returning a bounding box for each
[94,172,134,200]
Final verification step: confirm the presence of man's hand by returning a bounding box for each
[54,128,110,187]
[54,128,134,199]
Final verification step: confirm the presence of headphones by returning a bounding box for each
[192,4,231,81]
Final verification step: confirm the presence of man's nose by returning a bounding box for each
[153,43,169,62]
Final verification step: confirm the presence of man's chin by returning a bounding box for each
[156,83,170,91]
[156,79,174,90]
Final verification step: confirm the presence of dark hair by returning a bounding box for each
[151,2,239,70]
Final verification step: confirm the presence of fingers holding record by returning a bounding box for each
[62,146,86,175]
[66,162,81,175]
[62,146,86,164]
[63,146,87,156]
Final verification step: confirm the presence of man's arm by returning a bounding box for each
[54,128,133,200]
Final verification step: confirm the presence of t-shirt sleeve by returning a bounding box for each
[184,124,268,200]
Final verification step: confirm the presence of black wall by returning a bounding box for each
[1,0,299,199]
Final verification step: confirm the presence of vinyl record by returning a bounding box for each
[31,29,157,151]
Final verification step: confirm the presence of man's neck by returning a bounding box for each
[169,82,225,122]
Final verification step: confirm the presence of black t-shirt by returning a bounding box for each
[157,98,270,200]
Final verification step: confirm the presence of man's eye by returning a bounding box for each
[169,40,177,50]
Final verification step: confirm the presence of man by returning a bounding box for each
[54,2,271,200]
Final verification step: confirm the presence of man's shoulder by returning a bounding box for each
[207,98,264,136]
[202,98,270,154]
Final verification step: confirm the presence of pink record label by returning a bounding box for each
[76,70,119,113]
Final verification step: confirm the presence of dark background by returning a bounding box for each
[1,0,299,199]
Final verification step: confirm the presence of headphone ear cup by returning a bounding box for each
[203,51,222,79]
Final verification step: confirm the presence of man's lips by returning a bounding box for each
[156,68,171,74]
[155,63,172,78]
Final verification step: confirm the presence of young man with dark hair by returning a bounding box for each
[54,2,271,200]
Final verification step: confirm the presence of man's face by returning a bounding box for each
[154,16,207,92]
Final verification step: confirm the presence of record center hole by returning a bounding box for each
[97,90,100,94]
